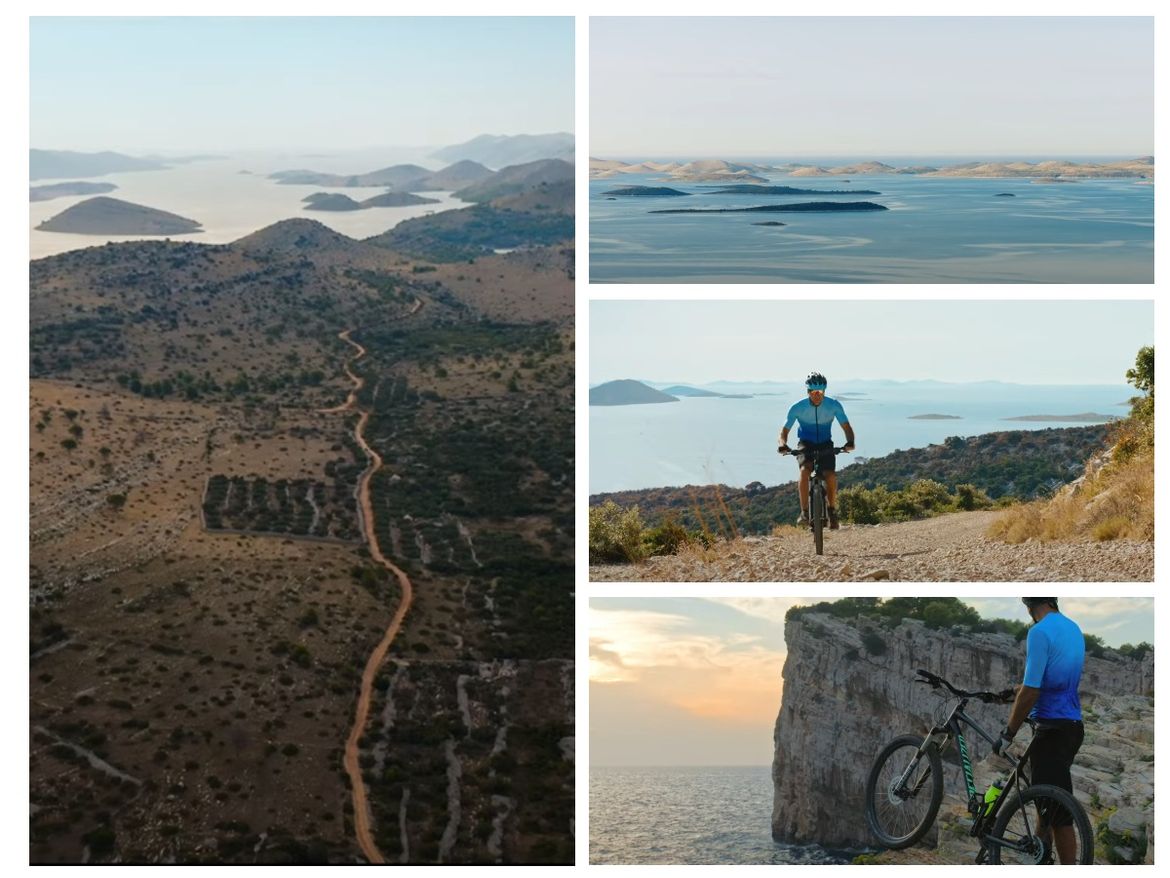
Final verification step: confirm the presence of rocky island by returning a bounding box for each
[908,413,961,420]
[36,196,202,236]
[650,201,888,214]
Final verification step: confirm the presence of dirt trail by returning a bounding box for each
[327,328,414,864]
[590,510,1153,582]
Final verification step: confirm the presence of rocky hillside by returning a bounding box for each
[771,609,1153,863]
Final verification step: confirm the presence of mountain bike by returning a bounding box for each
[779,444,848,555]
[864,669,1093,864]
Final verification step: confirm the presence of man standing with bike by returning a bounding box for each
[994,597,1086,865]
[777,372,855,528]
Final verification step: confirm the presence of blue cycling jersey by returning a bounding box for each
[1023,612,1084,721]
[784,396,850,444]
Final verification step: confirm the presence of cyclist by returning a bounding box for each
[994,597,1085,865]
[777,372,855,528]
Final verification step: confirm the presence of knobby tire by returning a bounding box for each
[864,734,944,849]
[985,783,1094,864]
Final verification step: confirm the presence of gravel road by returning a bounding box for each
[589,511,1153,582]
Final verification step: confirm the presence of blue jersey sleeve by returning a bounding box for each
[833,399,849,425]
[784,402,800,430]
[1023,626,1049,688]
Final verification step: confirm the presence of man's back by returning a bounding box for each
[1023,612,1085,721]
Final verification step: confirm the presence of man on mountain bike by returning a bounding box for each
[994,598,1085,865]
[777,372,855,529]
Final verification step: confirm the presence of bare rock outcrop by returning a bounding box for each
[771,611,1152,860]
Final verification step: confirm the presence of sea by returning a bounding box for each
[589,765,852,865]
[589,166,1153,283]
[589,381,1130,494]
[30,149,469,260]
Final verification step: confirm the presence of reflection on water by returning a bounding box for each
[589,172,1153,283]
[30,153,469,259]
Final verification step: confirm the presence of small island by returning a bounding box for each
[705,185,880,195]
[30,181,118,202]
[590,379,679,406]
[603,186,690,197]
[650,201,888,214]
[661,385,751,399]
[302,191,440,212]
[994,193,1016,197]
[36,196,202,236]
[908,413,962,420]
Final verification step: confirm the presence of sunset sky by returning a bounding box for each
[590,597,1155,766]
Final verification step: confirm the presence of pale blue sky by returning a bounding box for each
[31,17,574,153]
[590,300,1153,385]
[591,597,1154,766]
[591,17,1153,157]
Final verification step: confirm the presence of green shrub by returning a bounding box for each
[588,501,647,563]
[862,631,887,656]
[643,516,694,557]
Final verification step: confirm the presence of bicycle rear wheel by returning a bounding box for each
[985,783,1093,864]
[864,735,944,849]
[811,482,825,555]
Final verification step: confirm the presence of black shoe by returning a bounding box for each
[829,508,840,530]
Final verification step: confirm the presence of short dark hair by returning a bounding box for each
[1022,597,1059,611]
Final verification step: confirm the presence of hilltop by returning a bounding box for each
[454,159,575,203]
[31,181,118,202]
[269,160,492,192]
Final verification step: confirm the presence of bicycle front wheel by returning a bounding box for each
[811,483,825,555]
[985,783,1093,864]
[864,734,944,849]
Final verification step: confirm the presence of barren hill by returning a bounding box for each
[37,196,202,236]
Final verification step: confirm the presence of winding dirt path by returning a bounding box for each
[325,329,415,864]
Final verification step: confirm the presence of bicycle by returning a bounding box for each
[864,669,1093,864]
[778,444,848,555]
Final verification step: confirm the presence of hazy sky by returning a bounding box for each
[30,17,574,153]
[590,597,1154,767]
[591,17,1153,158]
[590,300,1153,385]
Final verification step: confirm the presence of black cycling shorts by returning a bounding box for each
[1029,720,1084,827]
[796,440,837,473]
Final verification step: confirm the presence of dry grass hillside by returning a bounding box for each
[30,212,574,864]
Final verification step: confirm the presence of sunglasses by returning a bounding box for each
[807,386,827,392]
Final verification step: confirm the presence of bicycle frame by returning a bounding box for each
[911,697,1042,856]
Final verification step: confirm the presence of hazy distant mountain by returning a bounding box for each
[432,133,574,169]
[591,155,1155,181]
[454,159,574,203]
[590,380,679,406]
[30,181,117,202]
[30,149,168,180]
[36,196,201,235]
[269,160,492,192]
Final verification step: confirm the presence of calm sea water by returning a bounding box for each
[590,765,851,865]
[590,172,1153,283]
[589,382,1130,494]
[30,151,468,259]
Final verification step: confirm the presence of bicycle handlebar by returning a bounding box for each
[778,446,851,456]
[915,668,1015,704]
